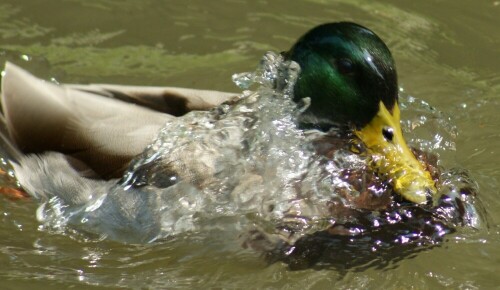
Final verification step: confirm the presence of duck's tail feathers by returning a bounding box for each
[11,152,110,203]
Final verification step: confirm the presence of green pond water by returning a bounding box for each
[0,0,499,289]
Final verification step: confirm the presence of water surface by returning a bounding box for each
[0,0,499,288]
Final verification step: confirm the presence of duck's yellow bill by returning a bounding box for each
[354,101,437,204]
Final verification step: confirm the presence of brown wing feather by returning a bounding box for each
[67,84,239,116]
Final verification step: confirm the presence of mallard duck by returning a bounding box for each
[0,22,436,206]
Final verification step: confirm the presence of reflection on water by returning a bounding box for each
[0,0,499,289]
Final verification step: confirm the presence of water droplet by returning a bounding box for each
[20,54,31,61]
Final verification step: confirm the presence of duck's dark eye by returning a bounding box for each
[336,58,355,75]
[382,127,394,142]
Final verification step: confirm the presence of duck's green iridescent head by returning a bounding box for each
[285,22,397,128]
[285,22,437,204]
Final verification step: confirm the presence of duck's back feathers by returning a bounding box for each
[0,62,238,178]
[67,84,237,116]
